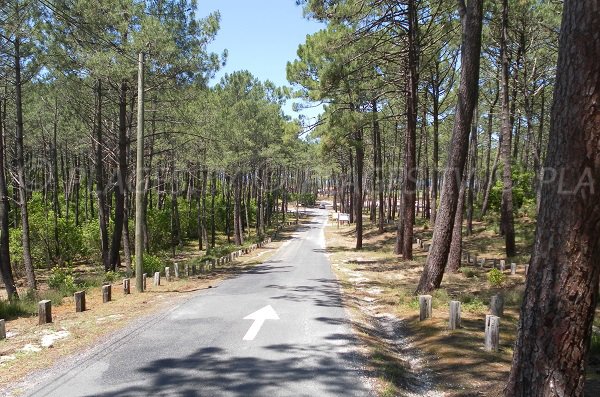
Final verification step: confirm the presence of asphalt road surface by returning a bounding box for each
[26,209,371,397]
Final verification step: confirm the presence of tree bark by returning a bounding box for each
[109,80,128,271]
[14,33,36,289]
[94,80,110,271]
[416,0,483,293]
[0,94,17,300]
[401,0,419,260]
[499,0,516,257]
[506,2,600,394]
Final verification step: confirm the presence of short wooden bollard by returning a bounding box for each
[38,300,52,325]
[419,295,432,321]
[449,301,461,330]
[423,243,430,252]
[191,265,197,275]
[74,291,86,312]
[123,279,130,295]
[0,319,6,340]
[212,259,217,269]
[474,255,478,266]
[153,272,161,286]
[184,264,190,277]
[174,263,180,278]
[525,264,529,276]
[490,294,505,317]
[510,263,517,275]
[485,315,500,351]
[499,260,506,271]
[102,284,112,303]
[493,258,498,268]
[165,267,171,282]
[204,261,210,272]
[479,258,485,268]
[142,273,147,290]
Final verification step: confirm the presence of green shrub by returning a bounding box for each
[103,270,121,283]
[131,254,164,275]
[488,268,506,287]
[48,266,78,295]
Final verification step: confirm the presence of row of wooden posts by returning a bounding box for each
[418,293,505,352]
[1,225,301,339]
[414,238,529,276]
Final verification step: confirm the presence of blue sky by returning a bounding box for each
[196,0,324,120]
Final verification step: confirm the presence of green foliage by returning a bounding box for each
[131,254,164,275]
[461,296,487,314]
[81,219,103,260]
[591,332,600,356]
[487,268,506,287]
[290,192,317,206]
[0,289,67,319]
[48,266,78,296]
[460,267,477,278]
[488,166,536,213]
[103,271,121,283]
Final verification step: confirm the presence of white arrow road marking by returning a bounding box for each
[243,305,279,341]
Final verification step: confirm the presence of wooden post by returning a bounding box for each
[449,301,461,330]
[510,263,517,275]
[123,279,130,294]
[165,266,171,282]
[204,261,210,272]
[74,291,86,312]
[474,255,478,266]
[102,284,112,303]
[493,258,498,268]
[153,271,161,286]
[484,314,500,351]
[212,259,216,269]
[499,260,506,271]
[0,319,6,340]
[525,264,529,276]
[490,294,504,317]
[192,265,197,275]
[174,263,179,278]
[142,273,147,290]
[419,295,432,321]
[38,300,52,325]
[134,51,146,293]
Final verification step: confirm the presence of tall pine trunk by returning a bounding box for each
[506,2,600,394]
[14,34,36,289]
[416,0,483,293]
[401,0,418,260]
[0,95,17,300]
[499,0,516,257]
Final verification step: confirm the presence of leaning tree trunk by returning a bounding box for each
[447,173,467,273]
[416,0,483,294]
[14,34,36,289]
[505,2,600,395]
[499,0,516,257]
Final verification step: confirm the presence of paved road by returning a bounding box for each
[27,210,370,397]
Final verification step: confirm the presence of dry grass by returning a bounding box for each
[323,209,600,396]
